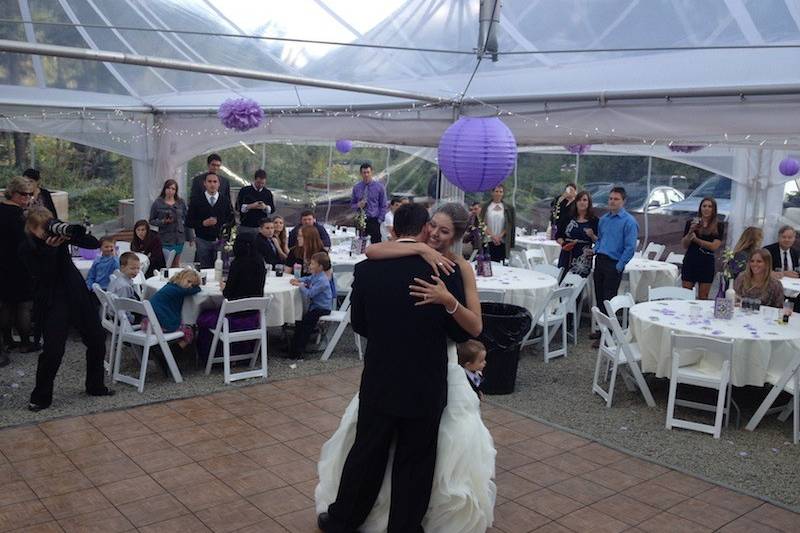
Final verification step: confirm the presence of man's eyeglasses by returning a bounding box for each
[17,192,34,197]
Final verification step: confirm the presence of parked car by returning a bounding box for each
[661,174,732,219]
[591,185,685,213]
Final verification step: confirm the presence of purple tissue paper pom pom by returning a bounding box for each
[218,98,264,132]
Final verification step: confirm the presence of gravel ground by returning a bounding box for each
[1,322,798,510]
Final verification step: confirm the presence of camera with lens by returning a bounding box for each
[46,220,87,239]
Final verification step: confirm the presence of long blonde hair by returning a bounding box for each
[740,249,773,297]
[733,226,763,255]
[169,268,200,287]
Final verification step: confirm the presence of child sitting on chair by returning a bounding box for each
[458,339,487,400]
[107,252,141,324]
[147,268,201,348]
[86,236,119,290]
[288,252,332,359]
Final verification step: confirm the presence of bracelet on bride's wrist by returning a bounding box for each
[446,301,459,315]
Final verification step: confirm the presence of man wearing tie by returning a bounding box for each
[766,225,799,280]
[186,173,234,268]
[350,162,387,245]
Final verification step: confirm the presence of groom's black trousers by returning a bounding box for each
[327,403,443,533]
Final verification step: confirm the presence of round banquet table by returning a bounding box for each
[781,276,800,298]
[514,235,562,265]
[475,264,558,321]
[142,269,302,327]
[630,299,800,388]
[623,258,679,302]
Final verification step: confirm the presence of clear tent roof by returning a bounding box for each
[1,0,799,111]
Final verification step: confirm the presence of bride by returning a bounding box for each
[315,203,496,532]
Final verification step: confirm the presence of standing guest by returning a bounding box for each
[0,177,35,360]
[556,190,599,277]
[186,173,234,268]
[765,225,799,279]
[272,215,290,259]
[254,218,282,267]
[726,226,763,281]
[285,226,326,277]
[380,197,403,241]
[481,183,516,262]
[23,168,58,219]
[680,197,725,299]
[130,220,166,278]
[86,236,119,291]
[590,187,638,347]
[237,169,275,237]
[462,201,484,258]
[20,207,114,411]
[550,183,578,239]
[287,210,331,249]
[190,154,231,205]
[733,249,784,308]
[147,269,201,349]
[149,179,189,267]
[288,252,332,359]
[350,162,387,245]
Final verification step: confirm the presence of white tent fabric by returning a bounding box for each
[1,0,799,236]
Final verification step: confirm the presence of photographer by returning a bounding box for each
[20,207,114,411]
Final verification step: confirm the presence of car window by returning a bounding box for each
[691,176,731,199]
[666,190,683,203]
[651,190,667,205]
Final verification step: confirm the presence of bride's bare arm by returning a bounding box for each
[365,240,455,276]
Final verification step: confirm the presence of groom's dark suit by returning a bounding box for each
[326,253,469,533]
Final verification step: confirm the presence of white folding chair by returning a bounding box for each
[92,283,119,375]
[530,287,571,362]
[331,263,355,305]
[508,249,527,269]
[112,298,184,392]
[665,252,684,266]
[134,253,150,277]
[604,292,635,334]
[524,249,546,270]
[776,368,799,444]
[666,333,735,439]
[560,273,588,345]
[648,285,696,301]
[591,306,655,407]
[641,242,666,261]
[163,249,177,269]
[205,296,272,384]
[478,289,505,303]
[116,241,131,254]
[533,263,562,280]
[319,290,363,361]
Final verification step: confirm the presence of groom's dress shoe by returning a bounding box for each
[317,513,332,531]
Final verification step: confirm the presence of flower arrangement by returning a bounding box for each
[468,214,493,277]
[721,248,743,281]
[354,207,367,237]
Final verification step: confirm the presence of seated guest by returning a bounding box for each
[680,197,724,299]
[733,249,784,308]
[107,252,141,324]
[253,218,282,268]
[285,225,325,277]
[288,252,332,359]
[727,226,763,280]
[130,219,166,278]
[86,236,119,290]
[380,197,404,242]
[147,269,201,348]
[197,238,266,361]
[287,210,331,249]
[458,339,487,400]
[272,215,290,260]
[765,225,799,280]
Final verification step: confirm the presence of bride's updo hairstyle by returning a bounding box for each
[433,202,470,241]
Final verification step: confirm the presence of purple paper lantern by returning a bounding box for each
[335,139,353,153]
[217,97,263,132]
[779,157,800,177]
[437,117,517,193]
[565,144,591,155]
[669,145,705,153]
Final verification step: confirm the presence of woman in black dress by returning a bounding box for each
[681,197,724,299]
[556,191,599,278]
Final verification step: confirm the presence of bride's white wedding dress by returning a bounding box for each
[315,341,496,532]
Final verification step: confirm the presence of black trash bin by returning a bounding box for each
[478,302,532,395]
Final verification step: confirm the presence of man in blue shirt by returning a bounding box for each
[591,187,638,345]
[350,162,387,245]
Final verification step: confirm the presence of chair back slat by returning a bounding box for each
[648,285,696,301]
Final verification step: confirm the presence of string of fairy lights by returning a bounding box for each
[0,98,799,151]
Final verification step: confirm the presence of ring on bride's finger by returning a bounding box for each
[437,262,444,266]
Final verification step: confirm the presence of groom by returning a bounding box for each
[319,203,469,533]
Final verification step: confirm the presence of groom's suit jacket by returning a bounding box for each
[351,254,469,418]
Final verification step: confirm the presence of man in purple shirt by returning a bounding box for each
[350,162,387,244]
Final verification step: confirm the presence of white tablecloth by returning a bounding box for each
[781,277,800,298]
[623,258,679,302]
[326,226,359,246]
[142,269,302,327]
[515,235,562,265]
[475,264,558,320]
[73,258,93,279]
[630,300,800,387]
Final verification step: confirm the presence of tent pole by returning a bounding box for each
[644,156,652,250]
[574,153,580,185]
